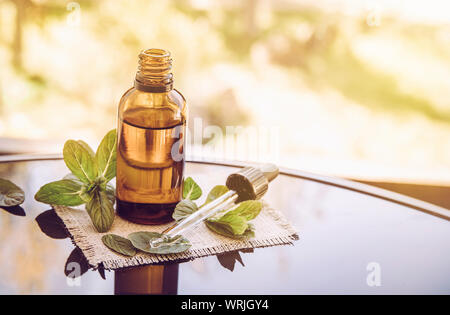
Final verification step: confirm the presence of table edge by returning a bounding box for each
[1,153,449,221]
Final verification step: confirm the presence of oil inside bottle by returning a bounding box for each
[116,107,185,224]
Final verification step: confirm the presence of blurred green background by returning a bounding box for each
[1,0,450,183]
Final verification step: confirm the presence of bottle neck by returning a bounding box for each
[134,48,173,92]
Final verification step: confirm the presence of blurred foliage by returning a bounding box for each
[1,0,450,180]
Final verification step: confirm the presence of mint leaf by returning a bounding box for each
[128,231,191,254]
[205,220,255,239]
[173,199,198,222]
[183,177,202,200]
[62,174,92,203]
[34,179,85,206]
[205,201,262,239]
[203,185,229,206]
[63,173,83,184]
[86,190,114,233]
[0,178,25,207]
[226,200,262,221]
[105,184,116,205]
[95,129,117,183]
[242,224,255,238]
[63,140,97,184]
[77,140,95,158]
[209,213,248,235]
[102,234,136,257]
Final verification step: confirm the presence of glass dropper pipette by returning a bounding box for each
[150,163,279,248]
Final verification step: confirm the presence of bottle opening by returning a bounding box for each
[141,48,171,59]
[135,48,173,92]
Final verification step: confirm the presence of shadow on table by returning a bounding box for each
[35,209,103,279]
[216,248,253,272]
[1,205,26,216]
[35,208,251,288]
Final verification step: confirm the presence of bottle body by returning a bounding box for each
[116,49,186,225]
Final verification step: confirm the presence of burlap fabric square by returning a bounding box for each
[54,202,298,270]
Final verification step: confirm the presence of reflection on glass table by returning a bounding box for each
[0,156,449,294]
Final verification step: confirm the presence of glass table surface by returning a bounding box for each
[0,157,449,294]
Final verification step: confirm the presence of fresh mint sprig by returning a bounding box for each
[35,129,117,233]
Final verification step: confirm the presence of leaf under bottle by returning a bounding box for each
[172,199,198,222]
[183,177,202,200]
[128,231,191,254]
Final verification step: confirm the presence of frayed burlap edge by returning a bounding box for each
[54,204,299,270]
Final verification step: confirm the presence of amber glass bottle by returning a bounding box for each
[116,49,186,225]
